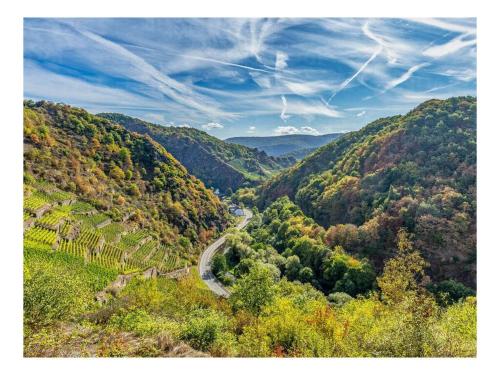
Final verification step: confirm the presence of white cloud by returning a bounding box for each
[327,44,382,104]
[280,95,290,121]
[441,68,476,82]
[289,99,342,118]
[385,63,428,91]
[67,24,236,120]
[299,126,320,135]
[410,18,475,34]
[202,122,224,130]
[274,126,320,136]
[274,126,298,135]
[356,110,366,117]
[423,33,476,58]
[362,22,398,64]
[275,51,288,71]
[247,126,256,134]
[284,80,330,96]
[177,123,191,128]
[250,72,272,89]
[143,113,166,124]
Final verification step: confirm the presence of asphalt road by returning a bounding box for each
[198,208,253,298]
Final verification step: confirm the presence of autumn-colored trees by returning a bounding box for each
[23,100,229,252]
[258,97,476,288]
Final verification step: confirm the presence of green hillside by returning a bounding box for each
[23,99,476,358]
[24,100,229,256]
[98,113,295,193]
[258,97,476,288]
[24,181,188,273]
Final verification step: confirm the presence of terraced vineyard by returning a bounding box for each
[120,230,151,248]
[98,222,125,242]
[75,213,111,229]
[24,194,50,214]
[24,181,186,274]
[37,207,70,230]
[25,226,58,246]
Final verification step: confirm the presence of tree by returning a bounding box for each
[211,254,228,277]
[284,255,302,280]
[298,267,313,283]
[230,264,277,315]
[109,165,125,180]
[377,228,428,305]
[327,292,353,307]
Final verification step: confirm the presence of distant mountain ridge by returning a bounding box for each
[98,113,295,194]
[226,133,343,159]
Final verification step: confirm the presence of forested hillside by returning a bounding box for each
[258,97,476,287]
[98,113,295,193]
[24,100,229,250]
[226,133,342,159]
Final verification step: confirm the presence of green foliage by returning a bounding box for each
[98,112,294,193]
[230,264,278,315]
[231,187,257,206]
[24,244,116,327]
[109,308,180,337]
[236,197,374,297]
[109,165,125,180]
[258,97,477,288]
[180,309,231,352]
[327,292,353,307]
[211,254,228,277]
[24,101,229,255]
[427,279,475,306]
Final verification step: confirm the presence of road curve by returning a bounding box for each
[198,208,253,298]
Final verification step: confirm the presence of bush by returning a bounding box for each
[327,292,353,307]
[230,264,277,315]
[109,308,180,337]
[180,309,230,352]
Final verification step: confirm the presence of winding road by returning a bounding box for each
[198,208,253,297]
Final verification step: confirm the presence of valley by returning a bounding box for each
[226,132,342,159]
[98,113,295,194]
[23,97,477,358]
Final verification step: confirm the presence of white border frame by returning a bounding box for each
[2,1,498,374]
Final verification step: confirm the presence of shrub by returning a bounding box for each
[327,292,353,307]
[180,309,229,352]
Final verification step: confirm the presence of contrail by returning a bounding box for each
[327,46,382,105]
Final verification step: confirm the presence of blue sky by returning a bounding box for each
[24,18,476,138]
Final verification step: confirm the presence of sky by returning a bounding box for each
[24,18,476,139]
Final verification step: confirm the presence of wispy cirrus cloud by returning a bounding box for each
[275,51,288,71]
[280,95,290,121]
[24,18,476,138]
[385,63,429,91]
